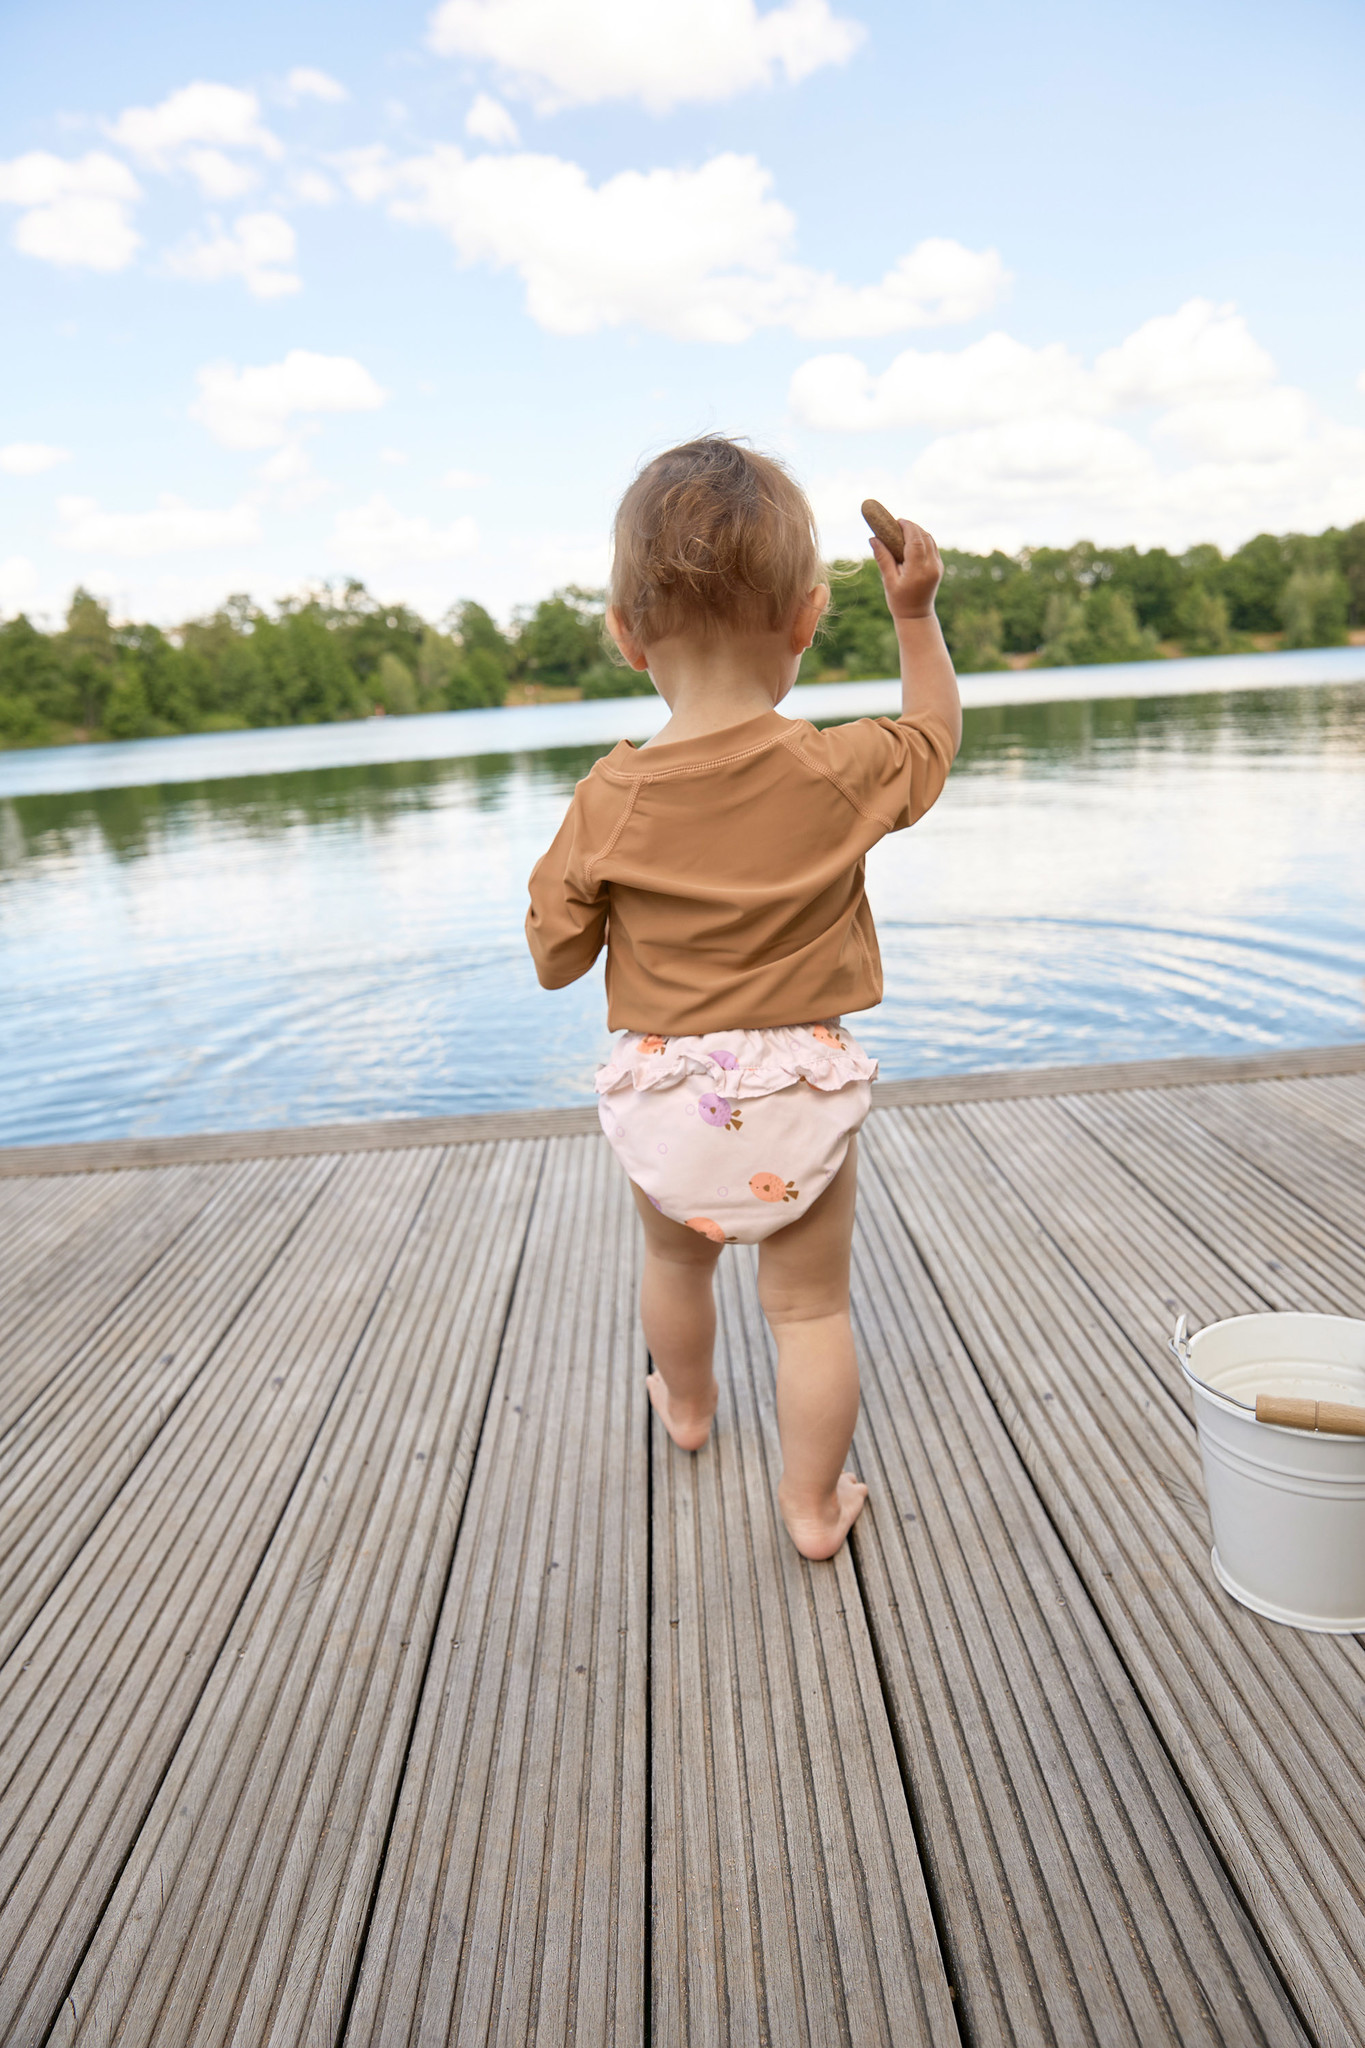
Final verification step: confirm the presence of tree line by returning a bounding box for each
[815,521,1365,682]
[1,521,1361,749]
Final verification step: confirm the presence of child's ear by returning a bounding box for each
[792,584,830,653]
[605,605,650,673]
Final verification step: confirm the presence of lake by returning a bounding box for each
[2,661,1363,1149]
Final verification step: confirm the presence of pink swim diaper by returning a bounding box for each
[595,1021,876,1244]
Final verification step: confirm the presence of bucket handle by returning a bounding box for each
[1168,1314,1192,1375]
[1256,1395,1365,1437]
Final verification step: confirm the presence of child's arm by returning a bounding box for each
[868,519,963,758]
[525,798,609,988]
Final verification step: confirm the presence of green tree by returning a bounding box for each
[444,600,512,707]
[1174,583,1234,656]
[0,615,66,736]
[414,627,459,710]
[102,669,155,739]
[1040,587,1156,666]
[59,588,117,731]
[115,623,199,733]
[1280,568,1349,649]
[516,587,605,690]
[1108,546,1186,638]
[250,606,368,725]
[373,650,419,714]
[944,607,1008,672]
[1222,533,1290,633]
[812,560,899,677]
[1335,522,1365,626]
[997,554,1060,652]
[321,579,426,684]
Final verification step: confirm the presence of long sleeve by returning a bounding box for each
[525,790,610,988]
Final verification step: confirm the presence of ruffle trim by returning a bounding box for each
[595,1022,878,1101]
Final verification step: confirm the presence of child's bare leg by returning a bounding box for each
[630,1182,724,1450]
[757,1139,868,1559]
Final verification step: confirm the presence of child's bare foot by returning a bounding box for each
[646,1371,718,1451]
[778,1473,869,1559]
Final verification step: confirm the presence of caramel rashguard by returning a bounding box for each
[525,705,956,1036]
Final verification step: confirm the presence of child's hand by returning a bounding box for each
[869,518,943,622]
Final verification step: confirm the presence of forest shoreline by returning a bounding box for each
[3,523,1361,751]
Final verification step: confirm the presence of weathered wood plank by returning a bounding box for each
[3,1041,1361,1178]
[0,1172,136,1309]
[0,1163,231,1434]
[0,1106,601,1177]
[954,1087,1365,1751]
[48,1140,539,2048]
[1063,1087,1365,1318]
[848,1158,1306,2046]
[1171,1076,1365,1233]
[651,1243,956,2046]
[0,1155,334,1659]
[864,1100,1365,2046]
[0,1146,439,2047]
[345,1134,647,2047]
[871,1039,1365,1109]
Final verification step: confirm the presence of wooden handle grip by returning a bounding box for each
[1317,1401,1365,1438]
[1256,1394,1365,1436]
[861,499,905,563]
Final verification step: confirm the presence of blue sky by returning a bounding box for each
[2,0,1362,627]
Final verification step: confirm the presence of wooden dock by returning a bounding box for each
[2,1042,1364,2046]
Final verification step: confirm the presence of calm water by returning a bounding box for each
[2,679,1363,1147]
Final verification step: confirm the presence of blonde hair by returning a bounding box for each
[609,436,824,644]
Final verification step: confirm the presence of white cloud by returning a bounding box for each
[109,82,283,166]
[332,494,479,565]
[796,298,1365,555]
[284,67,349,104]
[1093,299,1275,407]
[1154,387,1315,465]
[442,467,486,487]
[781,240,1006,341]
[809,408,1365,561]
[427,0,864,111]
[0,442,71,476]
[180,149,259,199]
[55,494,261,557]
[254,439,333,508]
[790,332,1086,431]
[465,92,520,145]
[192,349,388,449]
[256,441,314,483]
[378,447,409,465]
[290,169,337,205]
[0,151,141,270]
[350,145,1002,343]
[790,299,1291,437]
[167,212,301,298]
[909,415,1155,512]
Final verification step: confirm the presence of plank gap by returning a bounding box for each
[857,1133,1317,2047]
[843,1531,971,2048]
[331,1139,549,2048]
[32,1145,448,2045]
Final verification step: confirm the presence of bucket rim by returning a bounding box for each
[1170,1311,1365,1430]
[1171,1312,1256,1420]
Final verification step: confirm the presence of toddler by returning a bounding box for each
[526,438,960,1558]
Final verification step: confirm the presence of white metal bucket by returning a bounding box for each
[1172,1312,1365,1633]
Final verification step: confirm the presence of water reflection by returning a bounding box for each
[2,682,1362,1146]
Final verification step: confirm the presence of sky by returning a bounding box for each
[1,0,1363,628]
